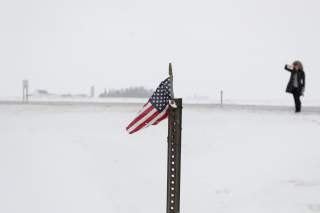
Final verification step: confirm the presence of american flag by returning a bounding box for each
[126,77,172,134]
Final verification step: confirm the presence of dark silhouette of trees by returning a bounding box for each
[99,86,153,98]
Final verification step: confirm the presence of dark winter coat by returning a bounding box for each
[285,65,305,95]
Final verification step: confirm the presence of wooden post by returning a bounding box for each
[220,90,223,106]
[167,98,182,213]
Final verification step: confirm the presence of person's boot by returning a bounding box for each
[297,103,301,112]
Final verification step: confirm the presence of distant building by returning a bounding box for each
[22,80,29,101]
[90,86,95,97]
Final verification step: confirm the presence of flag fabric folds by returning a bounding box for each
[126,77,172,134]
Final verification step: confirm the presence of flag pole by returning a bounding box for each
[167,63,182,213]
[169,63,174,99]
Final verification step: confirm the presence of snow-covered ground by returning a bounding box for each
[0,103,320,213]
[2,96,320,106]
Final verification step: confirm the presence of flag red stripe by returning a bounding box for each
[126,103,153,130]
[126,108,157,133]
[152,110,168,125]
[143,101,150,107]
[129,110,161,134]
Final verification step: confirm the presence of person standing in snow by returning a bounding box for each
[284,60,306,113]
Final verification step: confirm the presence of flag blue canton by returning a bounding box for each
[149,78,172,112]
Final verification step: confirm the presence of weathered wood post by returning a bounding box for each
[220,90,223,106]
[167,63,182,213]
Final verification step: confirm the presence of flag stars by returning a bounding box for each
[149,78,171,111]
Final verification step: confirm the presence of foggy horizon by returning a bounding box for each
[1,0,320,100]
[1,1,320,212]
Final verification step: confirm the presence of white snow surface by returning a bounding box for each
[0,103,320,213]
[2,96,320,106]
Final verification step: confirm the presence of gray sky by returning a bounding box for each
[1,0,320,100]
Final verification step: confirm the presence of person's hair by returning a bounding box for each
[293,60,304,71]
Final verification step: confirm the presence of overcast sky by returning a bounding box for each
[1,0,319,100]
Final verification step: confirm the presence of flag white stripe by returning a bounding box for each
[127,102,152,129]
[136,102,152,115]
[137,101,152,114]
[126,102,153,130]
[127,108,158,133]
[145,106,169,128]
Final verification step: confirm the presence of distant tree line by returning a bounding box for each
[99,86,153,98]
